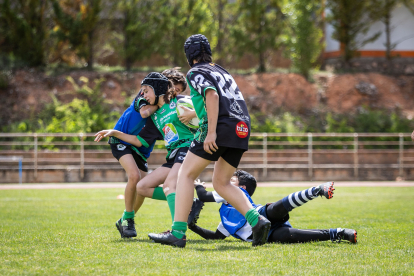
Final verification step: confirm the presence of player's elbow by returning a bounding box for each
[140,111,149,118]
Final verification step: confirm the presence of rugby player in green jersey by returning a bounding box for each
[95,72,203,230]
[149,34,271,248]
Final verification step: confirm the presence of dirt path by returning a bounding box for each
[1,181,414,190]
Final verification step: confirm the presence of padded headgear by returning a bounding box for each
[141,72,169,96]
[184,34,212,67]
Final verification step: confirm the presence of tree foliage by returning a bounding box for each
[326,0,380,64]
[51,0,102,69]
[0,0,48,67]
[284,0,323,79]
[231,0,285,72]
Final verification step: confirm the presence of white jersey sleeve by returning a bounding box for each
[212,191,227,204]
[217,222,231,237]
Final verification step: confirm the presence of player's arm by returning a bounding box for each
[194,182,216,202]
[134,92,158,118]
[204,89,219,154]
[188,224,227,240]
[94,129,143,147]
[140,105,158,118]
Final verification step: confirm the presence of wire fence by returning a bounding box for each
[0,132,413,181]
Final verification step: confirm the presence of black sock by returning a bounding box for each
[269,227,331,243]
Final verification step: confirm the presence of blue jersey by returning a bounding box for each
[111,97,155,159]
[218,188,259,239]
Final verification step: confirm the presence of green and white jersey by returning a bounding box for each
[138,95,194,160]
[186,62,251,150]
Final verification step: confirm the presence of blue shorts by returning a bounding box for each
[258,205,292,241]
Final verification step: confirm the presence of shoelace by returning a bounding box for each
[126,219,135,230]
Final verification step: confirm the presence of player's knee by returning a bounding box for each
[128,171,141,184]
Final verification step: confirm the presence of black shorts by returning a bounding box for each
[161,147,189,169]
[189,140,246,168]
[110,143,148,172]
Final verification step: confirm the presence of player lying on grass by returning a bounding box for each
[189,170,357,244]
[95,71,203,238]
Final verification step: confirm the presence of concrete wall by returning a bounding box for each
[2,149,414,183]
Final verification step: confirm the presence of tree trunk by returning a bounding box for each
[384,10,391,61]
[87,29,94,70]
[215,0,225,65]
[124,10,132,71]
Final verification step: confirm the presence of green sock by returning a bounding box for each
[152,187,167,201]
[245,208,260,227]
[122,210,135,221]
[166,193,176,222]
[171,221,187,239]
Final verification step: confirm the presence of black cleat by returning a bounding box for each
[115,218,137,238]
[188,198,204,227]
[317,181,335,199]
[148,231,186,248]
[251,215,271,247]
[337,228,357,243]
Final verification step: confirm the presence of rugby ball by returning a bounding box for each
[176,96,199,129]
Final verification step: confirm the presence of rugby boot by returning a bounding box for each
[316,181,335,199]
[251,215,271,247]
[115,218,137,238]
[337,228,357,243]
[148,231,186,248]
[187,198,204,227]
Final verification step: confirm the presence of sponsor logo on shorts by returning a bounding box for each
[235,121,249,138]
[178,156,185,161]
[190,141,195,148]
[117,144,126,151]
[169,101,176,109]
[145,163,148,168]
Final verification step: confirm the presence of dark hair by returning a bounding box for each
[194,52,212,64]
[162,67,187,91]
[233,170,257,196]
[163,79,175,104]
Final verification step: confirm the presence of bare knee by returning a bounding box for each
[127,171,141,184]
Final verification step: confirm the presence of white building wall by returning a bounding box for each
[325,5,414,53]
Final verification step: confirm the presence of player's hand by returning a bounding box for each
[94,129,118,142]
[178,106,195,125]
[194,179,206,188]
[204,132,218,154]
[411,130,414,141]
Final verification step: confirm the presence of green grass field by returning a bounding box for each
[1,186,413,275]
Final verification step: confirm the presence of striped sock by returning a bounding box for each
[282,187,319,211]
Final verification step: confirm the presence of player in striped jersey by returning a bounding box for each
[190,170,357,244]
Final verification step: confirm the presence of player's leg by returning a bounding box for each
[160,162,181,222]
[116,154,142,238]
[279,182,335,213]
[269,227,357,244]
[136,166,170,199]
[149,151,210,247]
[213,156,270,246]
[133,170,147,213]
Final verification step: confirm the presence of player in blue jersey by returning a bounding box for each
[94,70,187,238]
[189,170,357,244]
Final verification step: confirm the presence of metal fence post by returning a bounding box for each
[354,133,359,180]
[80,133,84,180]
[19,157,22,184]
[34,133,38,181]
[308,133,313,180]
[399,133,404,177]
[262,133,268,178]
